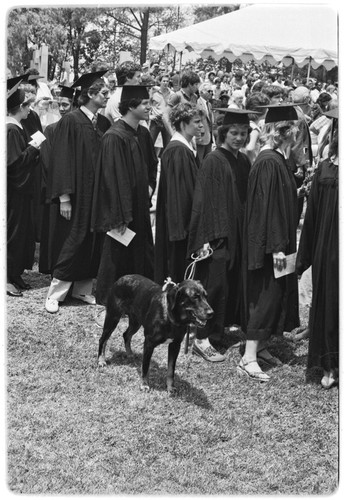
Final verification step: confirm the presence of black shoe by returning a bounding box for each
[7,283,23,297]
[11,276,31,290]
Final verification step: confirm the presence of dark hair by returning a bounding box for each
[217,123,251,145]
[77,79,106,106]
[245,91,270,120]
[7,89,27,113]
[157,74,170,83]
[328,127,338,158]
[262,84,285,99]
[316,92,332,108]
[169,102,201,131]
[180,71,200,89]
[118,97,144,116]
[116,61,142,85]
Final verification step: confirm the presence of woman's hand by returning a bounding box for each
[116,223,127,235]
[196,243,211,258]
[60,201,72,220]
[273,251,287,272]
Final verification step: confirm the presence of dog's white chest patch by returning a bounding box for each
[163,338,173,345]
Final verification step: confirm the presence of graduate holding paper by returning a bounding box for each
[239,104,300,382]
[6,77,41,296]
[91,85,158,306]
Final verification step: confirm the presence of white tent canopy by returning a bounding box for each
[149,4,338,70]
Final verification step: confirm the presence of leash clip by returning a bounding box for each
[162,276,177,292]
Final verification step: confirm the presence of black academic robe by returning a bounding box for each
[154,140,200,285]
[242,149,300,340]
[46,109,111,282]
[91,119,158,306]
[296,159,338,372]
[22,108,44,242]
[187,148,250,341]
[7,122,40,279]
[38,121,59,274]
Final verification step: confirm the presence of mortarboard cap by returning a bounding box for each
[215,108,252,125]
[120,85,150,102]
[324,107,338,119]
[71,70,107,90]
[7,74,29,91]
[58,85,75,100]
[259,104,298,123]
[7,87,26,109]
[7,80,23,99]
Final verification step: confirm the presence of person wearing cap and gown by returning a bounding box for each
[187,109,252,363]
[239,104,300,382]
[296,108,338,389]
[19,74,45,244]
[154,102,203,286]
[44,71,111,313]
[6,78,41,296]
[91,85,158,306]
[38,85,76,274]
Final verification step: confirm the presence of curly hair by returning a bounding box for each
[116,61,142,85]
[77,79,106,106]
[245,91,270,121]
[169,103,202,132]
[259,121,298,149]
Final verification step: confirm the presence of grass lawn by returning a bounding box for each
[5,251,339,495]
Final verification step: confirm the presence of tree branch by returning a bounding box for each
[107,13,141,33]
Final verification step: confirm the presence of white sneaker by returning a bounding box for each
[45,298,59,313]
[72,294,96,305]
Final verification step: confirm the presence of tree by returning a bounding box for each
[192,4,240,24]
[6,6,187,78]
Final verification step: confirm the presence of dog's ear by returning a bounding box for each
[166,285,179,314]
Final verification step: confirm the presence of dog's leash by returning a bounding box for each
[184,248,214,280]
[183,247,213,354]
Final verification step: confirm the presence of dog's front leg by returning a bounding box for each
[141,338,155,391]
[167,341,181,393]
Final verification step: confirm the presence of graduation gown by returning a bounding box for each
[188,148,250,340]
[22,108,44,242]
[91,119,158,306]
[296,159,338,371]
[7,122,40,279]
[154,140,200,285]
[46,109,110,282]
[243,149,300,340]
[38,121,59,274]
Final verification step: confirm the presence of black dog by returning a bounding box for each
[98,274,213,392]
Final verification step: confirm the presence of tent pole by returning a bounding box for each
[179,51,183,87]
[306,57,312,81]
[290,58,295,81]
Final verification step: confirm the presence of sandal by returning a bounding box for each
[237,358,270,382]
[257,348,283,367]
[321,370,338,389]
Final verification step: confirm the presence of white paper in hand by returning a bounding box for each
[273,252,297,279]
[106,227,136,246]
[29,130,46,147]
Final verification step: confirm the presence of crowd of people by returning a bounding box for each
[6,59,339,389]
